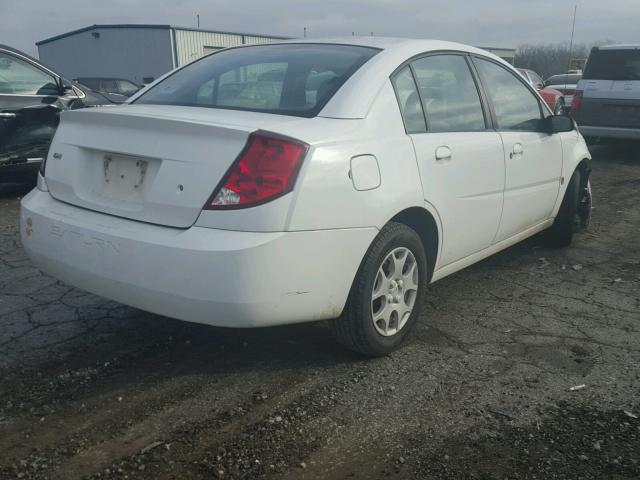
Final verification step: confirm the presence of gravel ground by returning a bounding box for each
[0,142,639,480]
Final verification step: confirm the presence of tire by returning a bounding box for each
[545,170,582,247]
[329,222,428,356]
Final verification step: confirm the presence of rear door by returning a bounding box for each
[473,57,562,242]
[393,54,505,266]
[0,50,61,169]
[575,47,640,128]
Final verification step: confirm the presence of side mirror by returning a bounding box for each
[535,82,544,90]
[544,115,574,134]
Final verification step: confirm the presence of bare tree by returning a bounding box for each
[514,40,616,79]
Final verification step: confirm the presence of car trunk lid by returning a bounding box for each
[45,105,301,228]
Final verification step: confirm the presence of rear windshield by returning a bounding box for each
[135,43,380,117]
[77,78,100,89]
[546,74,581,85]
[583,48,640,81]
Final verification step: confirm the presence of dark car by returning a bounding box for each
[572,45,640,140]
[0,44,118,183]
[75,77,141,100]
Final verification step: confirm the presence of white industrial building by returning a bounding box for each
[36,24,516,85]
[36,24,289,85]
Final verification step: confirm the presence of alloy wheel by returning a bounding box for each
[371,247,419,336]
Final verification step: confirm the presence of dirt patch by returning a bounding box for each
[408,403,640,480]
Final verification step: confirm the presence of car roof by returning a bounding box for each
[0,43,62,78]
[131,37,514,118]
[77,77,132,81]
[0,43,34,58]
[276,36,497,57]
[0,43,44,66]
[268,37,508,119]
[597,44,640,50]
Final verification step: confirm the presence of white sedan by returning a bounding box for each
[21,38,592,356]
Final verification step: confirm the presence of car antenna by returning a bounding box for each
[565,4,578,97]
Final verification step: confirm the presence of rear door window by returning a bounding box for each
[411,54,486,132]
[135,44,380,117]
[391,66,427,133]
[583,48,640,80]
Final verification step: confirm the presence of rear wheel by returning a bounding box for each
[329,222,428,356]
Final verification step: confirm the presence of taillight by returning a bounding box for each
[204,131,308,210]
[572,90,583,113]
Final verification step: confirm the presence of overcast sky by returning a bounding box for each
[1,0,638,56]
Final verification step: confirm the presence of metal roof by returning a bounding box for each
[478,46,517,54]
[596,44,640,50]
[36,24,291,46]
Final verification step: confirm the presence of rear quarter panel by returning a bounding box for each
[284,81,425,231]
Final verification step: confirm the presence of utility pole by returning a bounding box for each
[197,14,200,29]
[304,27,307,38]
[566,5,578,73]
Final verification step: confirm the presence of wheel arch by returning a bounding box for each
[389,206,440,282]
[575,157,592,180]
[575,158,593,226]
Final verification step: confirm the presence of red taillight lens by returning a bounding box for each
[572,90,583,113]
[205,131,308,210]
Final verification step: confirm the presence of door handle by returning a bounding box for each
[510,143,524,159]
[0,112,17,118]
[435,145,452,161]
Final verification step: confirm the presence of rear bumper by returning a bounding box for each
[577,125,640,140]
[21,189,376,327]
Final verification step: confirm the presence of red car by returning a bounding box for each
[517,68,564,114]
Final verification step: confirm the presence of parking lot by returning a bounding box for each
[0,142,638,479]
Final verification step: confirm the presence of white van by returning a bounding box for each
[573,45,640,140]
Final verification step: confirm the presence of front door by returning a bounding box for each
[473,57,563,242]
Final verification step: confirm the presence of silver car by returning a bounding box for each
[573,45,640,140]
